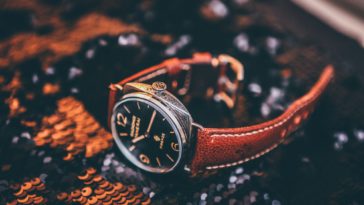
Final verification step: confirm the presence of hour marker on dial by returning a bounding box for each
[156,157,161,167]
[119,132,128,137]
[137,102,141,110]
[129,145,136,151]
[153,135,161,142]
[123,105,131,113]
[166,154,174,162]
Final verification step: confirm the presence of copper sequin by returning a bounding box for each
[57,168,151,205]
[9,178,48,205]
[34,97,113,160]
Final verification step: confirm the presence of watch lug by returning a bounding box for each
[192,122,204,130]
[123,82,153,95]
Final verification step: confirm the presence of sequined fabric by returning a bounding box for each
[1,0,364,204]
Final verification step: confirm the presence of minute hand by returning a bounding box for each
[145,110,156,136]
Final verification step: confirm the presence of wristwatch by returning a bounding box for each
[108,53,334,175]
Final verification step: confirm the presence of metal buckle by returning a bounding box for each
[170,53,244,109]
[212,54,245,109]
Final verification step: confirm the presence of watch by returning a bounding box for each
[107,52,334,175]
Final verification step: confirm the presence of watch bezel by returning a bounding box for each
[111,92,189,173]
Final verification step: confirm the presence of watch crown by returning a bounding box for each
[152,81,167,92]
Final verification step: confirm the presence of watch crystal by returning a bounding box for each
[112,99,182,172]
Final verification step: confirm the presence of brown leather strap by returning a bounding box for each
[189,66,334,174]
[108,53,334,175]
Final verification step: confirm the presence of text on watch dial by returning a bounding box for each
[113,100,181,170]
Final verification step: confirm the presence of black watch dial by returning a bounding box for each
[112,98,182,173]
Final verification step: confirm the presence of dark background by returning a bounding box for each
[1,0,364,204]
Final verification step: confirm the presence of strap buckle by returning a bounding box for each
[167,53,244,109]
[212,54,245,109]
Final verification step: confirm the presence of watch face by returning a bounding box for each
[111,97,183,173]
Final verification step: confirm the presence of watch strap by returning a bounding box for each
[189,66,334,174]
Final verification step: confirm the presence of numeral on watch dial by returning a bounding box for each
[116,113,127,127]
[171,142,179,152]
[139,154,150,164]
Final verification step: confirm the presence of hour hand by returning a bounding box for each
[132,135,145,143]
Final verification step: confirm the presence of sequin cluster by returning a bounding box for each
[7,178,47,205]
[34,97,113,160]
[57,168,151,205]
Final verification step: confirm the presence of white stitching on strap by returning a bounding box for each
[206,143,280,170]
[205,81,328,170]
[210,97,314,138]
